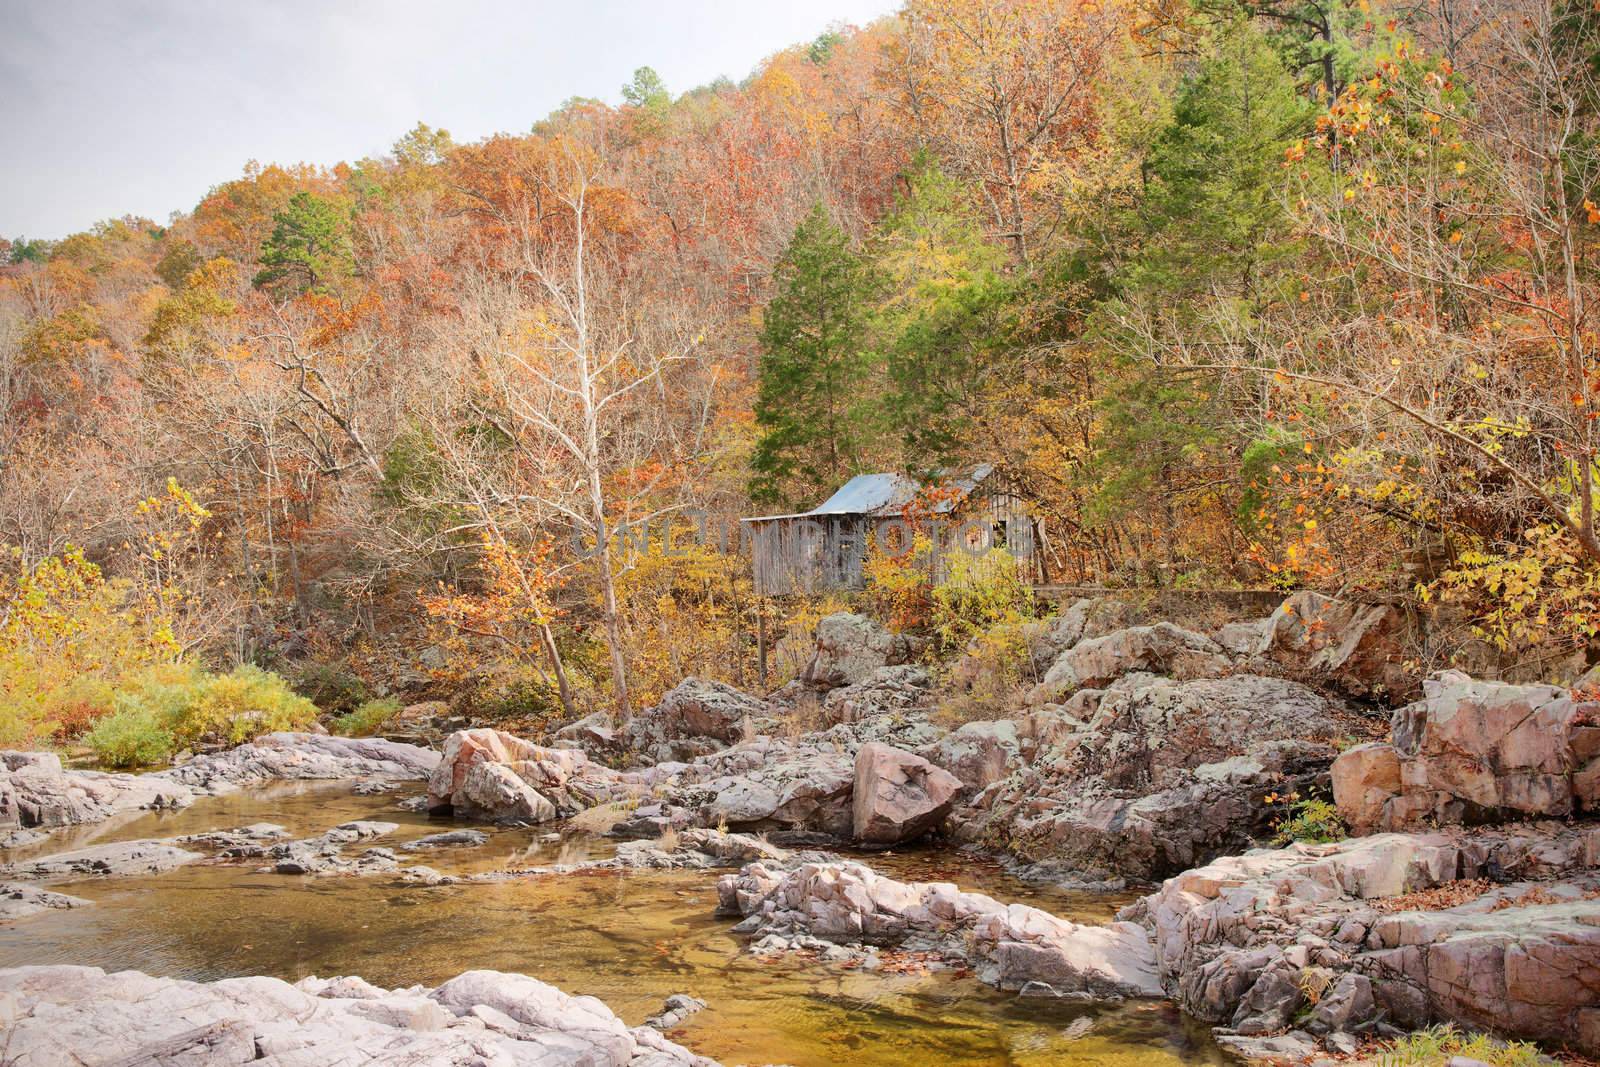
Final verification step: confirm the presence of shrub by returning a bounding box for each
[84,695,177,769]
[82,663,316,767]
[0,545,181,746]
[332,696,402,737]
[173,665,317,747]
[1273,795,1347,845]
[931,547,1035,654]
[863,531,934,631]
[937,618,1034,723]
[1368,1024,1544,1067]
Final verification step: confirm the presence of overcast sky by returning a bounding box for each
[0,0,897,239]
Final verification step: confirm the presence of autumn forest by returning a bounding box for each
[5,0,1599,744]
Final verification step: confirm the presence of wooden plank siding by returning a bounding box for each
[744,472,1039,597]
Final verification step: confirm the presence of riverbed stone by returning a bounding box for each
[1130,823,1600,1054]
[0,751,193,830]
[0,881,91,921]
[155,733,439,794]
[427,728,626,824]
[717,859,1162,1000]
[0,839,203,880]
[0,964,719,1065]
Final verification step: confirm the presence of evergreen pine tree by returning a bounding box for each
[750,204,882,507]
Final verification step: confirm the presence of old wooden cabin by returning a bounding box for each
[742,464,1039,596]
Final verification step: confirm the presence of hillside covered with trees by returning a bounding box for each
[5,0,1600,749]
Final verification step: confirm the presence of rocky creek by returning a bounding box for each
[0,780,1226,1066]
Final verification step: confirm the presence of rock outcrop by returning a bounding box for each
[801,612,922,690]
[851,742,960,846]
[1333,672,1600,831]
[0,964,719,1066]
[1028,623,1231,703]
[156,732,439,794]
[645,677,766,745]
[821,665,932,724]
[717,859,1162,1000]
[0,751,193,832]
[1127,824,1600,1054]
[426,728,627,824]
[952,673,1354,880]
[612,710,947,842]
[1256,590,1416,702]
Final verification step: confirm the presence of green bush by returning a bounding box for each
[1274,796,1347,845]
[931,547,1035,654]
[332,696,402,737]
[173,664,317,747]
[84,663,317,768]
[83,695,176,769]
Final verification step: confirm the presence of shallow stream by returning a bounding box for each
[0,782,1228,1066]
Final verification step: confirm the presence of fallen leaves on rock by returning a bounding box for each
[1372,878,1493,913]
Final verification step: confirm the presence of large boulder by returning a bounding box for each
[1332,672,1599,830]
[851,742,961,847]
[650,678,766,743]
[0,964,718,1066]
[1257,591,1417,702]
[426,729,623,824]
[0,752,193,831]
[801,612,922,691]
[717,859,1162,999]
[1028,623,1229,703]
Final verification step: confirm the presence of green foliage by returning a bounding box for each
[469,669,565,726]
[1273,796,1347,844]
[1087,23,1309,526]
[875,154,1014,467]
[84,695,176,769]
[83,663,316,768]
[930,548,1035,654]
[154,239,202,289]
[1367,1024,1545,1067]
[1121,22,1308,311]
[808,29,844,65]
[332,696,402,737]
[5,236,52,263]
[253,191,353,294]
[751,203,884,506]
[621,66,670,112]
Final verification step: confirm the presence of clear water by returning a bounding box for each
[0,782,1227,1066]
